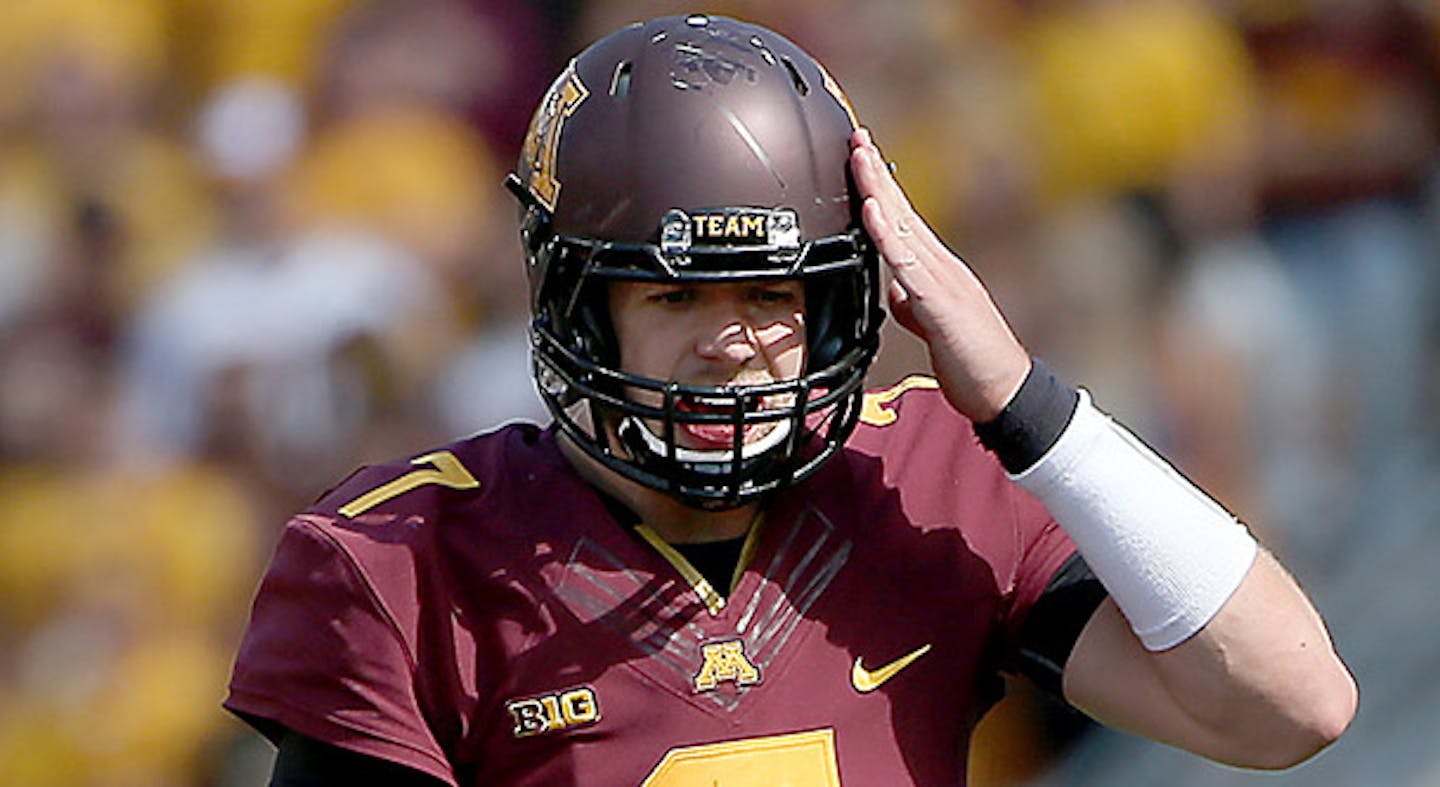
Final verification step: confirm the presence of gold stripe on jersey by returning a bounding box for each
[634,513,766,616]
[634,524,726,615]
[859,375,940,427]
[731,513,766,594]
[338,451,479,518]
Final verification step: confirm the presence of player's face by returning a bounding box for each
[608,279,807,450]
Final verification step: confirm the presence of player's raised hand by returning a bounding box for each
[849,127,1031,422]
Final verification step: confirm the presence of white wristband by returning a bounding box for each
[1011,391,1258,651]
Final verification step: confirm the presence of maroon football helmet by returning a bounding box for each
[507,14,882,509]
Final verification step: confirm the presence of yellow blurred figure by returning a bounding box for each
[0,634,231,787]
[0,0,216,317]
[287,106,500,280]
[0,464,259,632]
[1022,0,1257,203]
[0,0,168,121]
[0,139,215,321]
[0,463,262,785]
[172,0,357,91]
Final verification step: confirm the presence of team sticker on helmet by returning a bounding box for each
[521,62,590,213]
[660,208,801,259]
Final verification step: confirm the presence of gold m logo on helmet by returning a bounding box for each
[522,62,589,212]
[693,639,761,692]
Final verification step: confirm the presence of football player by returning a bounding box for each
[227,15,1356,786]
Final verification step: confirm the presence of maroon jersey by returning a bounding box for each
[226,378,1078,786]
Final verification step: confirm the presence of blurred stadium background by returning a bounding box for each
[0,0,1435,784]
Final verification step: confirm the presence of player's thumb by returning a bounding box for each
[887,280,926,338]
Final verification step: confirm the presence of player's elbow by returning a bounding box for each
[1233,669,1358,770]
[1283,673,1358,767]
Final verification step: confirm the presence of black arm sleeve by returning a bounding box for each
[1013,552,1110,699]
[270,732,448,787]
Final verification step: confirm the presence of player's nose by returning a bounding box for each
[693,312,760,365]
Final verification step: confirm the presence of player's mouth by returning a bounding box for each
[673,395,769,449]
[618,389,796,465]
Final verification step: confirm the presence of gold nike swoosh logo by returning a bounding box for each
[851,644,932,693]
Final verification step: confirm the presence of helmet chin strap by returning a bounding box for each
[617,416,794,472]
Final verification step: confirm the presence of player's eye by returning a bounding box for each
[749,284,800,305]
[648,287,694,305]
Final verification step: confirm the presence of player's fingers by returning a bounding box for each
[849,130,942,251]
[887,279,925,339]
[862,196,939,294]
[853,151,946,266]
[849,141,909,230]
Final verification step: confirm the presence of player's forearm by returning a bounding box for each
[1064,577,1354,770]
[996,368,1356,767]
[1143,550,1357,768]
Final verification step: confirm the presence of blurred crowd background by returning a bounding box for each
[0,0,1437,784]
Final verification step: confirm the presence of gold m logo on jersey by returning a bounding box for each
[521,62,589,212]
[693,639,761,692]
[505,686,601,738]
